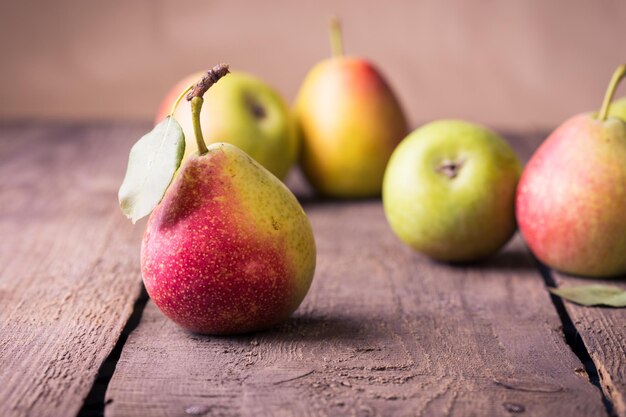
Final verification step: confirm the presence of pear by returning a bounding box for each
[294,19,408,197]
[156,71,298,180]
[384,120,521,262]
[608,95,626,121]
[141,143,316,334]
[517,65,626,277]
[120,65,316,334]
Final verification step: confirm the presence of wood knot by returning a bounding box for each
[503,402,525,413]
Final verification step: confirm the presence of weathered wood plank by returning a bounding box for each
[106,198,607,417]
[0,122,147,417]
[552,273,626,416]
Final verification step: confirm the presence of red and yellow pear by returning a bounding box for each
[121,65,316,334]
[294,19,408,197]
[516,65,626,277]
[142,142,316,334]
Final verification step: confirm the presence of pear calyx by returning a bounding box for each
[437,159,465,179]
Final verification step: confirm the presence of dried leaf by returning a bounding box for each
[118,116,185,223]
[549,284,626,307]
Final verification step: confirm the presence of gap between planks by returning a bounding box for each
[0,122,149,417]
[547,270,626,417]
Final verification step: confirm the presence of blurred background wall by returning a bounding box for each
[1,0,625,130]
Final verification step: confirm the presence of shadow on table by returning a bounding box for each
[471,249,540,274]
[435,245,541,275]
[187,313,368,344]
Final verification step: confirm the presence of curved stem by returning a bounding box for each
[185,64,230,156]
[187,64,230,101]
[329,17,344,57]
[169,84,194,116]
[598,64,626,121]
[190,97,208,155]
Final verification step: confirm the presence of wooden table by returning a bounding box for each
[1,122,624,417]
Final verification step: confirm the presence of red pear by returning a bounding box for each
[142,143,316,334]
[516,65,626,277]
[120,65,316,335]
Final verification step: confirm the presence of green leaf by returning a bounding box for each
[118,116,185,223]
[549,285,626,307]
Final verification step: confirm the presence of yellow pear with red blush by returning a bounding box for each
[294,19,408,197]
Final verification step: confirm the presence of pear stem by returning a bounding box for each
[169,84,194,116]
[329,17,344,57]
[598,64,626,121]
[187,63,230,101]
[186,64,230,156]
[190,96,208,155]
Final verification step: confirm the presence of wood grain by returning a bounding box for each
[2,123,620,416]
[106,199,607,417]
[552,273,626,417]
[0,122,146,417]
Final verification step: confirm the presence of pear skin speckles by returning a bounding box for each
[517,114,626,277]
[141,144,316,334]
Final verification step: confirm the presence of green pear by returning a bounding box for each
[142,143,316,334]
[608,96,626,121]
[383,120,521,262]
[157,71,298,180]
